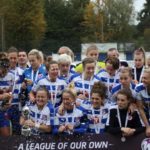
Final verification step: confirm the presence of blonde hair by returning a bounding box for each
[28,49,43,63]
[58,54,72,64]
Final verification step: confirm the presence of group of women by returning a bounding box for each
[0,45,150,141]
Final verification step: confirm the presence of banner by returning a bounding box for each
[0,133,149,150]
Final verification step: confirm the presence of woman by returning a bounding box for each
[30,60,67,108]
[53,89,87,134]
[132,47,146,84]
[135,68,150,136]
[0,58,13,136]
[106,89,145,142]
[58,54,75,83]
[96,57,120,99]
[22,49,47,94]
[74,44,105,74]
[111,67,136,102]
[20,86,54,135]
[85,81,108,134]
[69,57,101,101]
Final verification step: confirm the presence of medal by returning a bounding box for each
[92,107,103,134]
[117,106,129,143]
[121,136,126,142]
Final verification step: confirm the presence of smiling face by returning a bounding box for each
[36,90,48,109]
[8,52,18,69]
[48,63,59,80]
[142,71,150,87]
[83,62,96,79]
[91,93,103,109]
[62,92,75,110]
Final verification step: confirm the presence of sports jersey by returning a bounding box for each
[86,105,108,134]
[96,69,120,98]
[111,82,136,102]
[23,65,47,93]
[0,72,14,107]
[10,67,24,105]
[53,106,87,134]
[135,83,150,119]
[135,83,150,102]
[32,75,67,107]
[69,74,101,100]
[26,101,54,135]
[0,72,15,129]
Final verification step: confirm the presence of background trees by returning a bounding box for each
[0,0,46,50]
[82,0,135,43]
[137,0,150,50]
[41,0,89,53]
[0,0,149,53]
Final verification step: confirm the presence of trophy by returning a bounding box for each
[21,106,31,136]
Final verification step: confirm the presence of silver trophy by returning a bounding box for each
[21,106,31,136]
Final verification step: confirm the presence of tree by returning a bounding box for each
[41,0,89,54]
[0,0,46,50]
[82,0,134,43]
[137,0,150,33]
[136,0,150,50]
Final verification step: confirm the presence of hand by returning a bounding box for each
[77,94,87,100]
[121,127,130,135]
[25,78,33,86]
[128,128,135,136]
[24,119,35,128]
[3,93,12,100]
[121,127,135,136]
[58,104,65,116]
[133,80,138,85]
[66,124,74,131]
[29,94,36,103]
[58,125,66,132]
[92,116,99,124]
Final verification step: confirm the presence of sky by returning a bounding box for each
[134,0,145,12]
[134,0,146,24]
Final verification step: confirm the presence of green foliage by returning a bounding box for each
[137,0,150,33]
[41,0,89,54]
[0,0,46,50]
[137,0,150,51]
[82,0,135,43]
